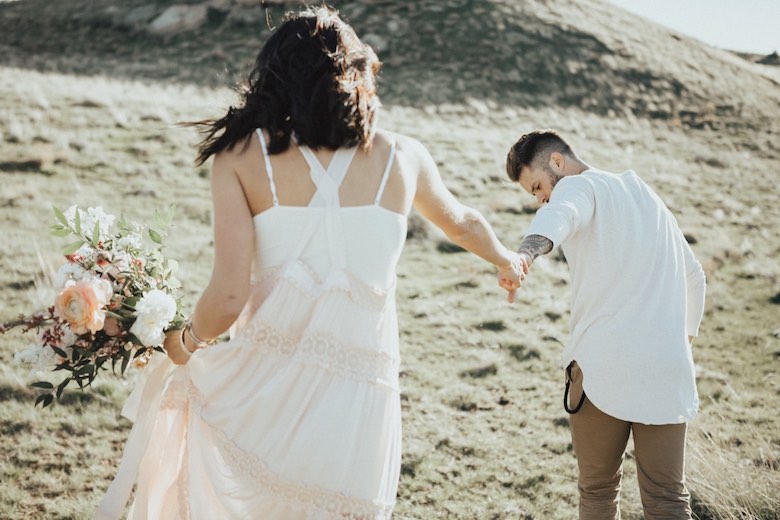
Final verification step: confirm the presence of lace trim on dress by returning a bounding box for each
[156,380,395,519]
[237,320,400,390]
[211,422,395,520]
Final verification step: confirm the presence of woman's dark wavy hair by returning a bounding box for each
[190,6,381,165]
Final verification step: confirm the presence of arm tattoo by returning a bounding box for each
[517,234,553,261]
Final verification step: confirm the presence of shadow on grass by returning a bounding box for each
[507,344,541,362]
[0,381,99,407]
[459,363,498,379]
[691,494,716,520]
[691,493,780,520]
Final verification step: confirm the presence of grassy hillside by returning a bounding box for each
[1,1,779,518]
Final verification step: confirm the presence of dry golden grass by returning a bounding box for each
[1,64,779,518]
[688,407,780,519]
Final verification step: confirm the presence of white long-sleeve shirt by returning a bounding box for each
[526,169,706,424]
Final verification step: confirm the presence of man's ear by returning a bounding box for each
[549,151,565,172]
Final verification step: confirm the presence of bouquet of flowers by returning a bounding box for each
[1,205,185,407]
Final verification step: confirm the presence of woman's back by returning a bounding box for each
[230,129,414,287]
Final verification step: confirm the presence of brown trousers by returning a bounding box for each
[566,362,692,520]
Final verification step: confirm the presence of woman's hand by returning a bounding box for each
[497,251,530,303]
[164,329,191,365]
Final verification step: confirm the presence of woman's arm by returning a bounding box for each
[167,149,255,363]
[407,137,523,285]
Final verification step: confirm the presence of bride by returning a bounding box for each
[94,6,522,519]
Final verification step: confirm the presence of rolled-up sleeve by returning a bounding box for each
[525,176,595,247]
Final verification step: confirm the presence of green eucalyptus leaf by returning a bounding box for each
[74,208,82,235]
[166,204,176,225]
[91,221,101,247]
[75,365,93,377]
[51,228,71,237]
[154,210,165,230]
[148,228,163,244]
[123,296,140,309]
[51,227,72,237]
[56,379,69,399]
[31,381,54,389]
[121,352,130,375]
[53,206,68,227]
[63,240,84,255]
[35,393,54,408]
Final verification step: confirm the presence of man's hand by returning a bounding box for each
[498,234,553,303]
[497,252,530,303]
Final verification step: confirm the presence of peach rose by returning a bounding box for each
[54,278,113,335]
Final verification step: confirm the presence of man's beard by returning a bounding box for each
[544,165,564,189]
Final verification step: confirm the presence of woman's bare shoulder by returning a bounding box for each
[212,133,258,172]
[374,129,432,170]
[375,129,426,152]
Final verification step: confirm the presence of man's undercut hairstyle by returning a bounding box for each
[506,129,574,182]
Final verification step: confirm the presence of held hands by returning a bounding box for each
[497,251,531,304]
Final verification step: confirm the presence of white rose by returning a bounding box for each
[130,320,165,347]
[130,289,177,346]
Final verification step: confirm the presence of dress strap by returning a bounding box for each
[298,145,358,208]
[374,140,396,205]
[297,144,326,176]
[325,147,358,189]
[256,129,279,206]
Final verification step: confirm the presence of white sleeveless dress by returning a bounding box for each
[94,130,407,520]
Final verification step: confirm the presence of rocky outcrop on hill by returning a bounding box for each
[123,1,285,35]
[758,52,780,66]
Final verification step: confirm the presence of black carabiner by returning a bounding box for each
[564,363,586,414]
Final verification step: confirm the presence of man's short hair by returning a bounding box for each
[506,129,574,182]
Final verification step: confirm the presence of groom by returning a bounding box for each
[501,129,706,519]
